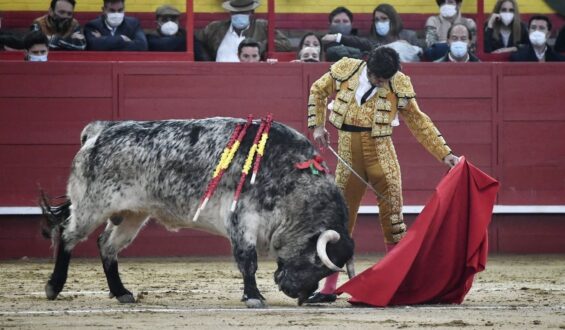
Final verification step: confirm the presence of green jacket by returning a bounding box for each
[196,18,291,60]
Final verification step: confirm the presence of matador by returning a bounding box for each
[305,47,460,304]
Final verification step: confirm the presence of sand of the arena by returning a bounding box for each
[0,254,564,329]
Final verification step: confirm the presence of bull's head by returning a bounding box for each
[273,229,354,305]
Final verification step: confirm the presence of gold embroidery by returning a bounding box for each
[330,58,364,82]
[374,137,405,244]
[391,72,416,99]
[376,98,391,111]
[335,131,352,192]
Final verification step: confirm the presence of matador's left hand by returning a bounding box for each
[443,154,460,168]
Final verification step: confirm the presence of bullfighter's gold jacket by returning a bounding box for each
[307,57,452,161]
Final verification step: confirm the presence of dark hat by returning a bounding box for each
[222,0,260,12]
[156,5,181,17]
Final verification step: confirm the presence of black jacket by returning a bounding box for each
[484,22,529,53]
[84,16,147,51]
[510,44,565,62]
[555,26,565,53]
[146,29,207,60]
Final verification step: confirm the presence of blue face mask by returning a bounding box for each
[231,14,250,30]
[375,21,390,36]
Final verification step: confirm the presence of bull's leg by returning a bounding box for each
[229,211,265,308]
[97,213,147,303]
[45,232,72,300]
[233,245,266,308]
[45,207,102,300]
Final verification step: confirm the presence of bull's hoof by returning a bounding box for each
[45,282,60,300]
[115,293,136,303]
[245,298,267,309]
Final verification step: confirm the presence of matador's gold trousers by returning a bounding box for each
[335,130,407,244]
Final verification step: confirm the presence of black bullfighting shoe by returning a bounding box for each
[303,292,337,304]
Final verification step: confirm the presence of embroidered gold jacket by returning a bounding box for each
[307,57,452,161]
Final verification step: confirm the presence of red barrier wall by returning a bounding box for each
[0,61,564,258]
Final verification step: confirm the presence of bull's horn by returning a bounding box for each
[316,230,344,272]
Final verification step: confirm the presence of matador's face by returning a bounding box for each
[368,73,390,87]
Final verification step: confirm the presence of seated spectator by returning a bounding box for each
[484,0,528,53]
[298,32,323,60]
[1,13,24,50]
[146,5,206,60]
[238,38,261,62]
[196,0,291,62]
[425,0,476,61]
[84,0,148,51]
[555,25,565,53]
[434,23,479,62]
[23,30,49,61]
[510,15,565,62]
[297,46,320,62]
[323,4,422,62]
[31,0,85,51]
[322,6,361,61]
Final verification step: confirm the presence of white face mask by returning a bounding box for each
[500,12,514,26]
[375,21,390,36]
[440,4,457,18]
[160,21,178,36]
[529,30,547,46]
[450,41,468,58]
[28,54,48,62]
[106,12,124,28]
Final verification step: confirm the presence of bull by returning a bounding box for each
[40,117,354,308]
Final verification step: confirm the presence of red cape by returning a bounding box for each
[335,157,499,306]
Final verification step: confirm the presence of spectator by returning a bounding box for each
[435,23,479,62]
[323,6,362,61]
[31,0,85,51]
[146,4,206,60]
[23,30,49,61]
[484,0,528,53]
[196,0,291,62]
[297,32,323,60]
[554,25,565,53]
[323,4,422,62]
[84,0,148,51]
[237,38,261,62]
[1,13,24,50]
[297,46,320,62]
[510,15,565,62]
[425,0,476,61]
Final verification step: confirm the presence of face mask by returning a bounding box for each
[529,31,547,46]
[231,14,250,30]
[329,23,352,35]
[106,12,124,28]
[375,21,390,36]
[28,54,48,62]
[440,4,457,18]
[500,12,514,26]
[160,21,178,36]
[450,41,468,58]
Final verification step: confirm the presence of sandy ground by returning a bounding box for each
[0,254,564,329]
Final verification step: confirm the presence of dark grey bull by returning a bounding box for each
[40,117,354,308]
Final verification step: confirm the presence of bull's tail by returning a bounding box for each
[39,191,71,247]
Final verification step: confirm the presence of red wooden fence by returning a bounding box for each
[0,61,564,258]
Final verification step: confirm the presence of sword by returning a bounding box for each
[327,145,391,204]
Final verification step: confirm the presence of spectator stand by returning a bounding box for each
[2,0,565,61]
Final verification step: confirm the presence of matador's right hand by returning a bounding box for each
[311,126,330,149]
